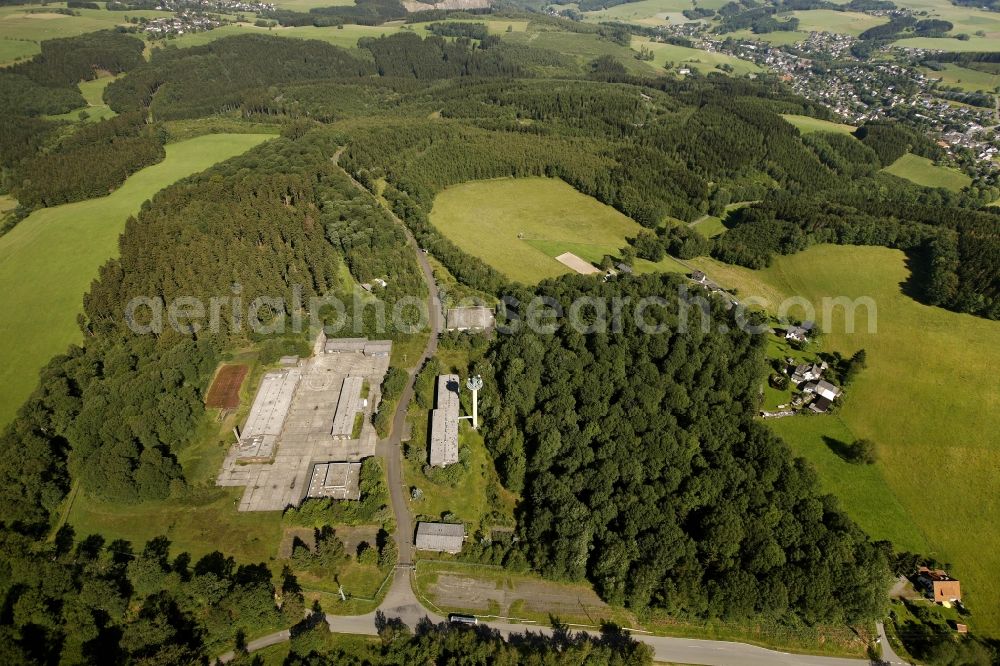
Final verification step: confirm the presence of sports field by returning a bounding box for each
[921,63,1000,92]
[0,133,274,427]
[205,364,249,409]
[688,245,1000,636]
[429,177,648,284]
[882,153,971,192]
[781,114,856,135]
[632,37,762,76]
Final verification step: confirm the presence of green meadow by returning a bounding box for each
[0,36,38,65]
[788,9,887,36]
[922,63,1000,92]
[882,153,971,192]
[45,74,118,122]
[0,4,170,42]
[0,133,274,426]
[160,22,403,50]
[721,29,809,46]
[582,0,730,25]
[781,114,857,135]
[689,245,1000,636]
[429,177,648,284]
[633,37,762,75]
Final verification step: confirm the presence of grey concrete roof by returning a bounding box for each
[415,522,465,553]
[429,375,459,467]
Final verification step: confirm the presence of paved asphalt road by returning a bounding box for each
[220,155,883,666]
[222,569,875,666]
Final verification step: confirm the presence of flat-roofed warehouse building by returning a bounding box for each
[308,461,362,500]
[429,374,460,467]
[330,376,364,440]
[415,522,465,553]
[235,368,301,461]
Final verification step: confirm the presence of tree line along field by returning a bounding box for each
[0,133,273,427]
[688,244,1000,636]
[922,63,1000,93]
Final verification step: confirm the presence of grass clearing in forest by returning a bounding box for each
[781,114,857,135]
[0,133,274,427]
[505,31,661,76]
[45,74,119,122]
[0,36,38,65]
[429,177,647,284]
[160,22,403,50]
[688,244,1000,637]
[882,153,971,192]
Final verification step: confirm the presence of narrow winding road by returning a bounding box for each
[219,154,878,666]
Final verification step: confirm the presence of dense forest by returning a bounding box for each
[0,31,160,211]
[479,275,890,622]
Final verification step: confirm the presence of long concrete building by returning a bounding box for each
[235,368,301,461]
[330,376,364,439]
[429,374,460,467]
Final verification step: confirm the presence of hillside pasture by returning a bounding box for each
[0,5,171,42]
[633,37,762,76]
[429,177,647,284]
[688,244,1000,636]
[505,31,660,76]
[882,153,971,192]
[582,0,730,25]
[921,63,1000,92]
[788,9,887,36]
[0,133,274,427]
[159,22,405,50]
[46,74,118,122]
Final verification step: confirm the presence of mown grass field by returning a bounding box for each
[633,37,762,76]
[429,177,648,284]
[921,63,1000,92]
[787,9,887,36]
[0,133,274,426]
[882,153,971,192]
[689,244,1000,637]
[781,114,857,135]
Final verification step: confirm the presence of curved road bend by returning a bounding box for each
[222,154,874,666]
